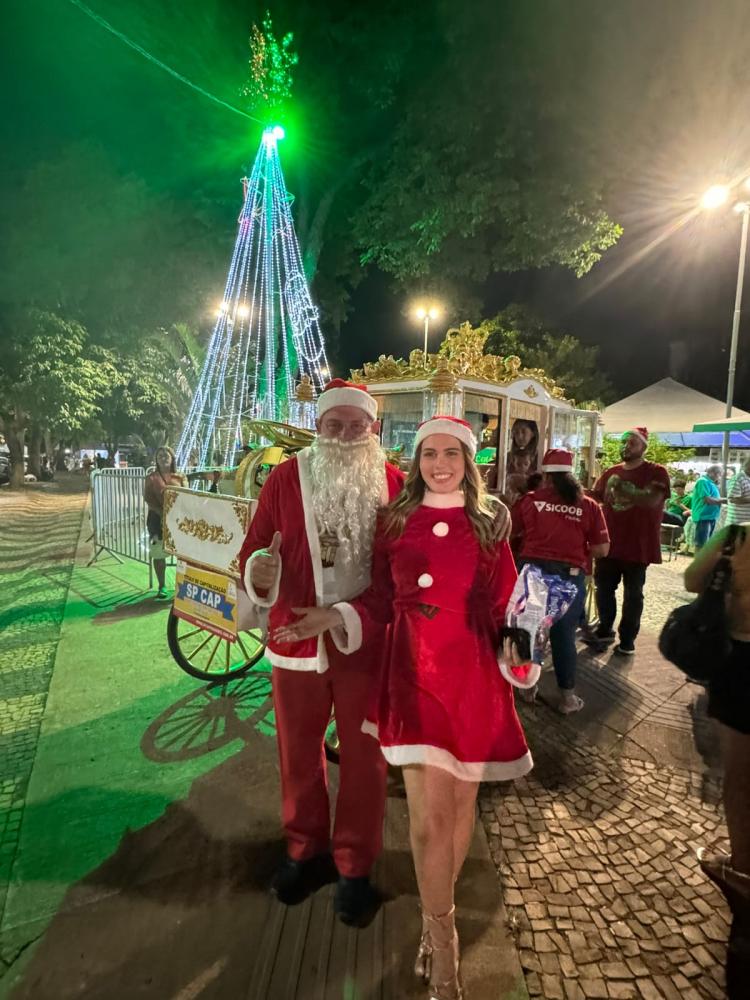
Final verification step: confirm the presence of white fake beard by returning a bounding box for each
[309,434,387,566]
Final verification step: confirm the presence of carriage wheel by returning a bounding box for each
[167,610,266,681]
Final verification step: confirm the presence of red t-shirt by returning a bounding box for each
[512,486,609,572]
[591,461,670,565]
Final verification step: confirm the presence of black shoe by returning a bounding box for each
[271,853,337,905]
[582,630,615,652]
[614,642,635,656]
[334,875,381,927]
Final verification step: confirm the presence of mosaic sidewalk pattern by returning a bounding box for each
[0,484,88,929]
[481,717,729,1000]
[480,553,729,1000]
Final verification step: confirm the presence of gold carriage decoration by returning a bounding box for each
[351,321,571,402]
[234,420,316,499]
[351,322,600,497]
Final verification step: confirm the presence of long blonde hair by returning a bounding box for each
[382,441,503,551]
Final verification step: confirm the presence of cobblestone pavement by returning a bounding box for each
[480,554,731,1000]
[0,479,88,928]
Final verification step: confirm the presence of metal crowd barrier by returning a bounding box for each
[89,467,150,566]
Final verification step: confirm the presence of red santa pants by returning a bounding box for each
[272,642,387,878]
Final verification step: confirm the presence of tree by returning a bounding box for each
[483,305,614,406]
[88,343,193,460]
[0,309,107,487]
[349,3,621,291]
[0,143,221,349]
[265,2,621,331]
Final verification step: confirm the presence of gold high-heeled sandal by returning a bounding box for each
[423,906,462,1000]
[414,911,432,982]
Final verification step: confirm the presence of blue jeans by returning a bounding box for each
[519,561,586,691]
[549,573,586,691]
[695,519,717,549]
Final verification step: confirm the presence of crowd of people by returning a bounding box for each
[153,386,747,998]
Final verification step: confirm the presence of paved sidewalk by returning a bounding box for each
[0,478,89,927]
[478,557,730,1000]
[0,482,525,999]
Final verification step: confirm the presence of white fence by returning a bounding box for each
[89,467,151,565]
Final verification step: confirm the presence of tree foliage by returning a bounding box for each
[0,309,108,486]
[87,342,196,458]
[348,4,621,289]
[483,305,615,407]
[0,143,220,347]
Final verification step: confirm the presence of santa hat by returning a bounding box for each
[317,378,378,422]
[623,427,648,445]
[542,448,574,473]
[414,416,477,457]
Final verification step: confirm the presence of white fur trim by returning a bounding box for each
[360,726,534,782]
[415,418,477,456]
[317,386,378,421]
[329,601,363,654]
[266,647,324,672]
[542,463,573,472]
[244,549,282,608]
[297,449,326,603]
[498,657,542,690]
[627,429,648,445]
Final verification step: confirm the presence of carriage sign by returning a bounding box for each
[173,561,239,641]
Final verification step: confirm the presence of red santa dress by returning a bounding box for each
[333,493,533,781]
[238,450,404,876]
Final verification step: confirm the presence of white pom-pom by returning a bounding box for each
[432,521,449,537]
[417,573,433,588]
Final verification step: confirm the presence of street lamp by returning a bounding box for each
[414,304,442,360]
[701,181,750,489]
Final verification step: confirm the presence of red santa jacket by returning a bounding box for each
[238,449,404,672]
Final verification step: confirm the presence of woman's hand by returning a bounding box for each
[273,606,344,644]
[502,637,524,666]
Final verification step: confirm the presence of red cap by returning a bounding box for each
[414,416,477,456]
[317,379,377,421]
[542,448,574,472]
[623,427,648,445]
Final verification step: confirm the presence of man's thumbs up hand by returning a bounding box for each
[251,532,282,591]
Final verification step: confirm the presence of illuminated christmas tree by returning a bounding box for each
[176,16,329,469]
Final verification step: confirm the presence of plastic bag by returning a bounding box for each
[498,564,579,689]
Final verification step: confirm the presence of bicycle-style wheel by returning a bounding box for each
[167,610,266,681]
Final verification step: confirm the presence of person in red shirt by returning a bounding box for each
[512,449,610,713]
[585,427,670,656]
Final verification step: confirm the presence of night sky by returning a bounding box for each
[5,0,750,408]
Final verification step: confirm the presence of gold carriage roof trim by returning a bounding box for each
[350,322,572,404]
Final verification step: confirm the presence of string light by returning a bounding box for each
[66,0,264,124]
[176,127,330,469]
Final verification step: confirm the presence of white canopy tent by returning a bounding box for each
[602,378,750,435]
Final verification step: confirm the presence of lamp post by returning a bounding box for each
[701,183,750,491]
[414,305,442,363]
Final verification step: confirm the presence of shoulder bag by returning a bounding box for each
[658,524,745,683]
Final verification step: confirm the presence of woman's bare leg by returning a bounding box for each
[154,558,166,590]
[403,765,465,997]
[452,779,479,884]
[403,764,456,914]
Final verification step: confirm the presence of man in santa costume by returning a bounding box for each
[238,379,404,925]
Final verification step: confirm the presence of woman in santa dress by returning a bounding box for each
[275,416,532,1000]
